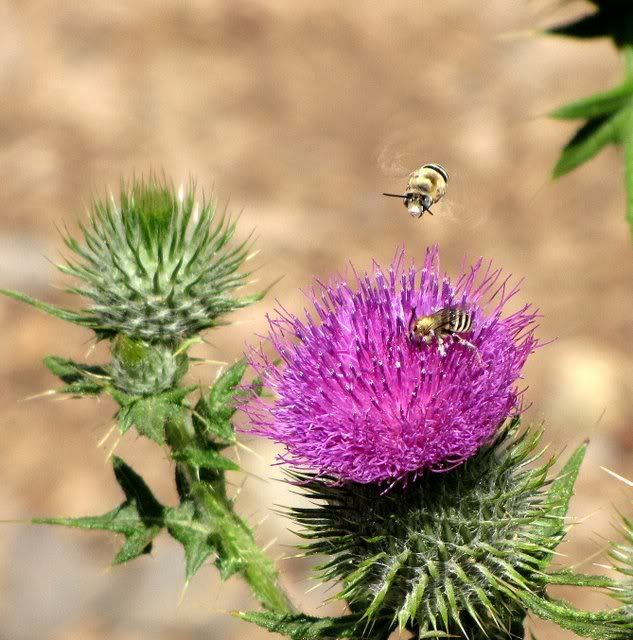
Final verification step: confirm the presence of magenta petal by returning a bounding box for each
[243,246,541,485]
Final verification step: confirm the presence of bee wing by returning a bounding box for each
[377,121,456,179]
[439,198,489,229]
[377,146,411,178]
[433,307,456,329]
[376,128,425,179]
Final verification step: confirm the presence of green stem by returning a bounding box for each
[166,415,295,614]
[190,481,295,613]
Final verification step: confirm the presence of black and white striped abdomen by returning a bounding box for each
[446,309,472,334]
[422,163,449,184]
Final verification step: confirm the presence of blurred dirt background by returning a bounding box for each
[0,1,632,639]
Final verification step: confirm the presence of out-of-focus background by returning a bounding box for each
[0,1,631,638]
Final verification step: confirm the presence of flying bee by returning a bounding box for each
[383,163,449,218]
[410,306,482,362]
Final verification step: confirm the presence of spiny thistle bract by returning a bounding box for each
[244,246,540,485]
[289,424,572,638]
[610,514,633,610]
[2,176,262,343]
[239,423,589,639]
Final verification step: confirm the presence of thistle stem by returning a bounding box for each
[190,481,295,613]
[165,415,295,614]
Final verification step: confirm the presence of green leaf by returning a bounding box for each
[172,445,240,471]
[522,592,632,640]
[111,386,195,444]
[43,355,108,396]
[544,4,633,48]
[165,500,215,583]
[187,481,247,581]
[545,12,613,41]
[117,398,180,444]
[33,456,165,565]
[187,481,293,611]
[552,111,626,178]
[550,81,633,120]
[236,611,370,639]
[545,11,633,237]
[536,440,588,559]
[193,359,250,444]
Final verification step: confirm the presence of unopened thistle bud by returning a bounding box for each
[2,176,262,348]
[61,176,261,342]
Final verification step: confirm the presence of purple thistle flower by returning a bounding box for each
[244,246,540,485]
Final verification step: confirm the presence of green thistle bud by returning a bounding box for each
[2,175,262,342]
[110,335,189,396]
[286,422,585,639]
[66,176,262,341]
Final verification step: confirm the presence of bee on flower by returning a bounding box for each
[244,246,540,485]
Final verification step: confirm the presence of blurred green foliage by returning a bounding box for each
[544,1,633,236]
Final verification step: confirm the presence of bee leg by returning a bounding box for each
[435,334,447,357]
[454,336,484,366]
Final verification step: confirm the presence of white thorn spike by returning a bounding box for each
[246,249,261,262]
[261,537,278,552]
[105,436,121,462]
[97,422,117,448]
[601,466,633,487]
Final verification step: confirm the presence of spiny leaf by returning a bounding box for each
[33,456,165,565]
[521,592,632,640]
[43,355,108,396]
[186,481,293,612]
[236,611,373,639]
[165,500,215,583]
[171,445,240,471]
[193,359,250,444]
[111,385,195,444]
[187,481,247,581]
[625,123,633,234]
[536,440,588,559]
[116,397,179,444]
